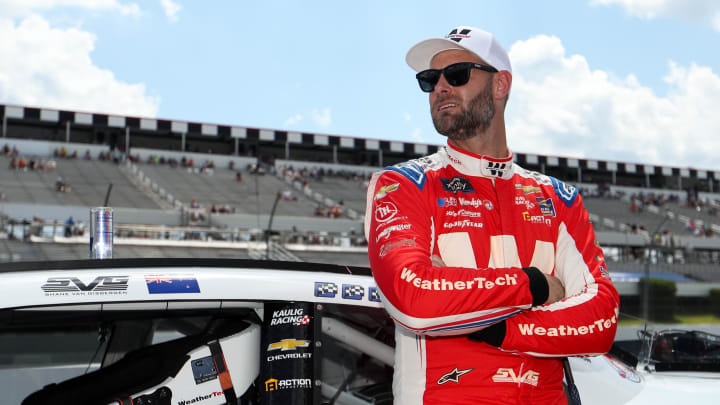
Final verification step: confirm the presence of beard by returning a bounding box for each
[431,78,495,141]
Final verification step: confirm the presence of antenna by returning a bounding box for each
[103,183,113,206]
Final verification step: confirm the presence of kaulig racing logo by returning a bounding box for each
[270,308,310,326]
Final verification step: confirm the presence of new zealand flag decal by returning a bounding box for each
[145,276,200,294]
[441,177,475,194]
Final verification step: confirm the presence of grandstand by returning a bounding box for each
[1,102,720,286]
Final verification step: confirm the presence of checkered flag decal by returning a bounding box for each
[315,282,338,298]
[293,315,311,326]
[369,287,381,302]
[342,284,364,300]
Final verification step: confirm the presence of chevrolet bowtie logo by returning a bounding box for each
[268,339,310,351]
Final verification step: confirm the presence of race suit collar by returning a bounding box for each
[444,141,514,180]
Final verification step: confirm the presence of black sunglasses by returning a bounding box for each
[416,62,498,93]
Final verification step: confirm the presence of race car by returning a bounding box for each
[0,258,717,404]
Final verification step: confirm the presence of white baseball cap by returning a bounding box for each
[406,26,512,74]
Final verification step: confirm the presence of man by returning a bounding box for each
[364,26,619,405]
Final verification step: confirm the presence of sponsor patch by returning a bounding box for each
[379,238,417,257]
[515,184,541,195]
[375,201,398,222]
[191,356,218,384]
[441,176,475,194]
[400,267,517,291]
[445,209,482,218]
[522,212,552,226]
[376,223,411,242]
[267,352,312,362]
[177,392,223,405]
[145,275,200,294]
[342,284,365,300]
[550,177,578,207]
[314,282,338,298]
[517,315,617,337]
[386,161,426,190]
[265,378,313,392]
[437,197,458,207]
[268,339,310,352]
[458,197,492,210]
[485,161,508,177]
[515,196,536,210]
[374,182,399,200]
[443,220,484,229]
[493,368,539,386]
[271,308,311,326]
[536,197,556,217]
[369,287,381,302]
[437,367,473,385]
[374,215,408,231]
[41,275,129,296]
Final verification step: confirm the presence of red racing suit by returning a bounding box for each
[364,142,619,405]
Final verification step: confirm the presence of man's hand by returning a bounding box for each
[544,273,565,304]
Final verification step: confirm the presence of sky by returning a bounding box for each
[1,0,719,171]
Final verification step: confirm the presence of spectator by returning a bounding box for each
[64,216,75,237]
[55,177,71,192]
[281,190,296,201]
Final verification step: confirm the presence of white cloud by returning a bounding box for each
[284,113,303,127]
[0,14,159,116]
[410,128,424,143]
[0,0,141,17]
[506,34,720,170]
[312,107,332,128]
[591,0,720,31]
[159,0,180,23]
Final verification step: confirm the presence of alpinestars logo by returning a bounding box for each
[437,367,473,384]
[486,162,507,177]
[447,28,471,42]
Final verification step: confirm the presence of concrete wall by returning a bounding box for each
[1,138,258,171]
[0,203,182,226]
[210,213,363,233]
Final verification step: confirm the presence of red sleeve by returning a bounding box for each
[499,191,620,356]
[365,167,547,336]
